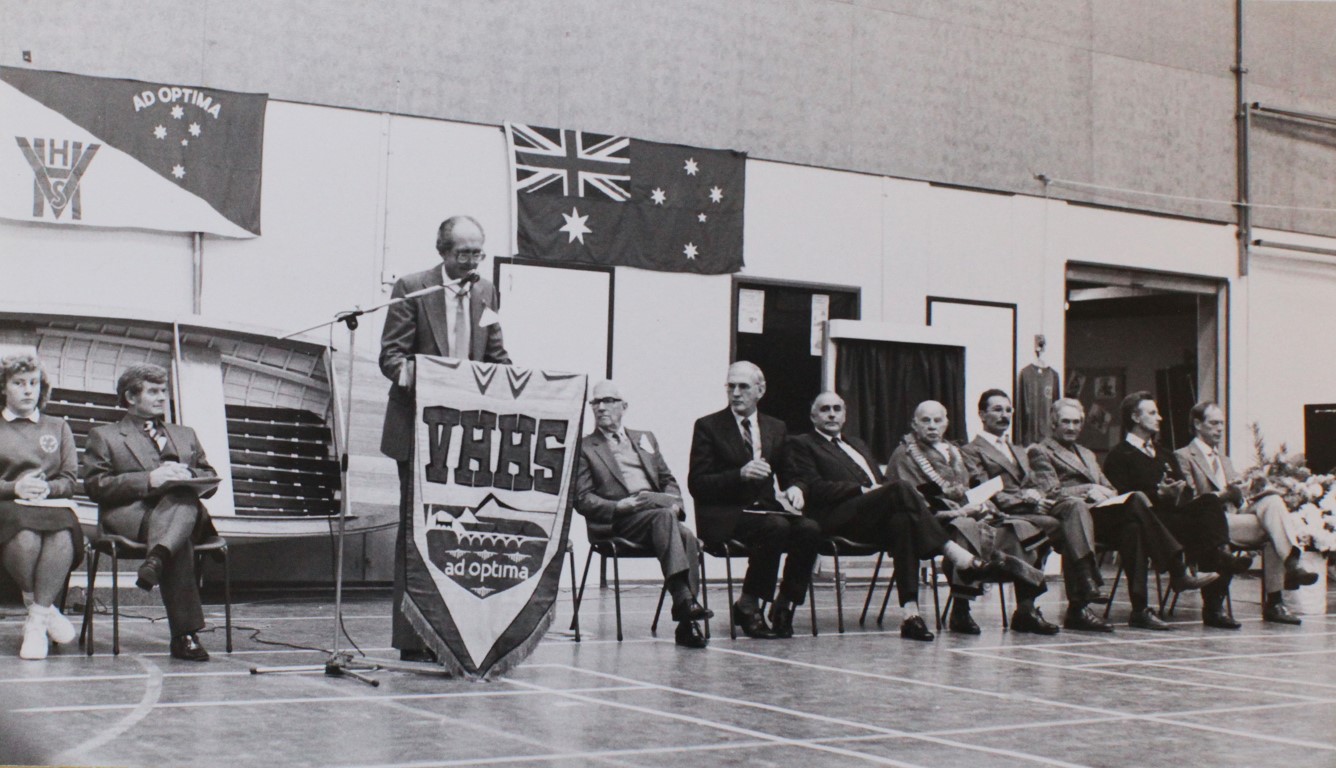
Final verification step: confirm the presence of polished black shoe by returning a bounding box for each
[1284,563,1319,591]
[948,604,981,635]
[675,619,708,648]
[1262,600,1303,625]
[1170,570,1219,593]
[671,599,714,622]
[1221,550,1254,574]
[170,633,210,662]
[1202,608,1242,630]
[1074,572,1108,605]
[136,554,164,592]
[1064,606,1114,633]
[900,614,935,641]
[767,603,795,639]
[731,602,778,639]
[1128,607,1172,631]
[1011,607,1060,635]
[399,648,438,663]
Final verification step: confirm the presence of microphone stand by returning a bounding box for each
[250,277,475,686]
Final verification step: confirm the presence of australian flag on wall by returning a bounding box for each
[0,67,266,238]
[506,122,745,274]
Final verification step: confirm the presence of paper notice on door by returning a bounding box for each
[810,294,830,356]
[738,288,765,334]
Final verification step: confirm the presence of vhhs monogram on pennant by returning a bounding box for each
[15,138,99,220]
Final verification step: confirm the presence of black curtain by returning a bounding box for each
[835,339,967,465]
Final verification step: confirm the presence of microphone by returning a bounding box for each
[403,272,481,300]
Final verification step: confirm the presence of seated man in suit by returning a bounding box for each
[82,364,218,661]
[962,389,1104,634]
[1102,392,1245,629]
[574,380,711,648]
[887,400,1048,636]
[1176,402,1317,625]
[688,361,819,639]
[1030,399,1216,632]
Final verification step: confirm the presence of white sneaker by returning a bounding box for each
[19,606,49,660]
[45,606,76,645]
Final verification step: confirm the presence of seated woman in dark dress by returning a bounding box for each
[0,354,83,660]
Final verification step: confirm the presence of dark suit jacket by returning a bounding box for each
[378,266,511,460]
[1103,440,1187,510]
[962,434,1055,513]
[783,432,882,530]
[82,415,217,530]
[575,428,681,536]
[687,408,786,543]
[1028,437,1113,500]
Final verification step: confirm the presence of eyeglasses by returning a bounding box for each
[452,250,486,264]
[589,397,623,406]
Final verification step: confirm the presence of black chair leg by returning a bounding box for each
[940,594,953,631]
[833,551,846,634]
[572,548,595,635]
[610,544,624,642]
[599,554,608,589]
[567,543,581,642]
[877,563,896,625]
[859,553,884,626]
[723,545,737,640]
[929,559,943,631]
[222,547,233,653]
[110,543,120,656]
[1103,562,1123,621]
[698,551,710,640]
[999,582,1010,630]
[808,580,818,636]
[651,585,667,635]
[81,547,98,655]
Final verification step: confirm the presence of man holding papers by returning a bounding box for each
[82,364,219,661]
[889,400,1048,635]
[784,393,996,642]
[1029,399,1216,631]
[963,389,1103,634]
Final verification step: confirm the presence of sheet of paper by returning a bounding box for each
[1094,491,1134,508]
[965,475,1004,506]
[738,288,765,333]
[810,294,830,356]
[14,498,80,510]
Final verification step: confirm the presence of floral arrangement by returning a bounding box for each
[1246,424,1336,553]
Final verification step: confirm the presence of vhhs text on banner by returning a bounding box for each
[403,356,586,679]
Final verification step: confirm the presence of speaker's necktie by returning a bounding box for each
[453,287,470,360]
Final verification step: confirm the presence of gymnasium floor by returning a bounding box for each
[1,574,1334,768]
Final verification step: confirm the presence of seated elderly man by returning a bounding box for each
[888,400,1048,635]
[962,389,1104,634]
[575,380,711,648]
[1030,398,1216,632]
[1175,401,1318,626]
[1102,392,1246,630]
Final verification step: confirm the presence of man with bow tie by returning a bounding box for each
[1175,401,1317,625]
[1030,399,1216,631]
[575,380,711,648]
[961,389,1101,635]
[82,364,218,661]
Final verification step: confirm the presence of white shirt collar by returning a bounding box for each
[978,430,1008,449]
[1125,432,1156,453]
[1,408,39,423]
[1191,437,1218,458]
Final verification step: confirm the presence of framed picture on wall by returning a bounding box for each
[1067,367,1124,454]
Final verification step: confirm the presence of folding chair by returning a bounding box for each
[569,533,668,642]
[864,555,944,630]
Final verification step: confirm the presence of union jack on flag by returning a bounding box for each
[510,124,630,202]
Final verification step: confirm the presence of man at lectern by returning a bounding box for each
[379,215,512,662]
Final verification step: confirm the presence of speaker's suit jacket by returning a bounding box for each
[687,408,787,544]
[378,266,510,461]
[575,428,681,535]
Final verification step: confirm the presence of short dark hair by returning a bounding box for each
[1188,401,1221,431]
[1119,391,1156,436]
[116,363,169,407]
[436,215,484,255]
[977,388,1011,412]
[0,354,51,411]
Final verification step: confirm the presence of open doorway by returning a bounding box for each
[1064,264,1227,457]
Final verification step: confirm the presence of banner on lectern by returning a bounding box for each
[405,356,585,679]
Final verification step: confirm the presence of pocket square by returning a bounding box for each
[478,308,501,328]
[638,434,656,454]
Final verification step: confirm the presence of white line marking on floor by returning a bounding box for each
[53,655,163,763]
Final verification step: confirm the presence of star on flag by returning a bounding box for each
[171,165,186,179]
[683,243,698,260]
[650,188,666,205]
[153,125,166,139]
[559,207,591,243]
[709,186,724,203]
[683,158,698,176]
[698,213,708,222]
[188,123,201,137]
[170,105,184,119]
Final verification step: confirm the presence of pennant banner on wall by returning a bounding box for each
[506,122,745,274]
[0,67,266,238]
[405,356,586,679]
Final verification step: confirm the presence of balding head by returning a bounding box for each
[809,391,846,437]
[589,379,628,433]
[911,400,949,444]
[726,361,766,416]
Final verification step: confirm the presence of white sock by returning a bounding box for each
[22,591,34,608]
[942,541,975,569]
[902,601,921,618]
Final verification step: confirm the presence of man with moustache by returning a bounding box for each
[574,380,710,648]
[1102,392,1244,629]
[1175,402,1318,625]
[688,361,818,639]
[962,389,1104,634]
[887,399,1048,635]
[379,215,511,662]
[1030,399,1216,631]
